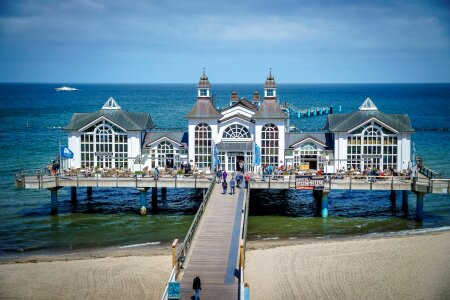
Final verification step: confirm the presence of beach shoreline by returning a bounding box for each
[1,230,449,299]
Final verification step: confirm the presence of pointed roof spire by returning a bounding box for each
[198,68,210,88]
[264,68,276,88]
[102,97,121,110]
[359,97,378,111]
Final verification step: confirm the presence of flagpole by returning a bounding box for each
[58,139,61,175]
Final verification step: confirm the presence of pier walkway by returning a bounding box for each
[178,184,244,299]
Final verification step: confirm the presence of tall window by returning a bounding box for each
[157,141,173,167]
[222,124,251,139]
[261,124,278,166]
[195,123,212,169]
[80,120,128,169]
[347,123,398,170]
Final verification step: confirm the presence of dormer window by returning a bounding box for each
[200,89,208,97]
[267,89,274,97]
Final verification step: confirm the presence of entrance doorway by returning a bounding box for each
[165,154,174,168]
[236,156,245,172]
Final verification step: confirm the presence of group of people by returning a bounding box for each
[46,160,60,175]
[216,168,250,195]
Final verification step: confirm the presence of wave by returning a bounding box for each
[364,226,450,239]
[118,241,161,249]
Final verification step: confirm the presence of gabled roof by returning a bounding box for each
[143,131,188,147]
[65,98,153,131]
[327,98,414,133]
[222,98,258,113]
[220,114,253,123]
[252,99,288,119]
[327,110,414,132]
[285,132,330,148]
[186,99,222,119]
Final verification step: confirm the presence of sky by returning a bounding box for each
[0,0,449,83]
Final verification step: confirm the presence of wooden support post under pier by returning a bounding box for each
[138,188,149,215]
[390,190,396,203]
[402,190,409,213]
[152,187,157,207]
[50,188,58,215]
[161,187,167,198]
[86,187,93,198]
[415,192,426,221]
[70,187,77,204]
[321,190,329,218]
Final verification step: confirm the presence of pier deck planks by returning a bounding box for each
[180,184,242,300]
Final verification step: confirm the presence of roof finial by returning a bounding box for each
[269,67,272,76]
[203,67,205,76]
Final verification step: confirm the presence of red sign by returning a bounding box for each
[295,175,324,190]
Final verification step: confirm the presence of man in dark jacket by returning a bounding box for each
[193,274,201,300]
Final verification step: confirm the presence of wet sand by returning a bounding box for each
[1,232,449,299]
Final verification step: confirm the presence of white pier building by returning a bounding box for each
[65,71,414,174]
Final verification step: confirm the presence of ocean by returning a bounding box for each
[0,83,449,257]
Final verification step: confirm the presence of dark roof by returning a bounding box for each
[186,99,222,119]
[327,110,414,132]
[224,98,258,112]
[285,132,329,148]
[253,99,288,119]
[143,131,188,147]
[65,108,153,131]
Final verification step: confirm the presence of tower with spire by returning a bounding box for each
[197,68,211,99]
[264,68,277,100]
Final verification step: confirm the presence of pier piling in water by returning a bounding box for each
[415,192,426,221]
[70,187,77,204]
[86,187,93,198]
[321,190,329,218]
[152,187,158,207]
[402,190,409,213]
[138,188,149,215]
[50,188,58,215]
[161,187,167,198]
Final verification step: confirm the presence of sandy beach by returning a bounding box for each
[1,232,449,300]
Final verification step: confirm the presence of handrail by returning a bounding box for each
[419,165,442,179]
[238,187,251,299]
[160,266,178,300]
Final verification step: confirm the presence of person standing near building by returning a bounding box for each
[154,166,159,181]
[230,177,236,195]
[192,274,201,300]
[222,170,228,182]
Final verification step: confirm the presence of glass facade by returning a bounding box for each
[347,123,398,170]
[261,124,278,166]
[80,120,128,169]
[195,123,212,169]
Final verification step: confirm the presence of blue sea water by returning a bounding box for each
[0,83,449,257]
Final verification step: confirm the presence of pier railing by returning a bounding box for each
[238,187,251,300]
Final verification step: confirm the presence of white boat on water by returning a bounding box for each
[55,86,78,91]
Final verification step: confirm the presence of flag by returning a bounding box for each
[213,144,221,167]
[254,143,261,166]
[60,145,74,159]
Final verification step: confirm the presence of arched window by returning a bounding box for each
[222,124,251,139]
[195,123,212,169]
[293,142,322,170]
[347,123,397,171]
[261,124,278,166]
[80,120,128,169]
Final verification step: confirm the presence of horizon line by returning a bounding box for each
[1,81,450,85]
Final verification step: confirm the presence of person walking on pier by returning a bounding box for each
[230,177,236,195]
[222,180,228,194]
[244,173,250,189]
[216,169,222,184]
[192,274,201,300]
[222,170,228,182]
[153,166,159,181]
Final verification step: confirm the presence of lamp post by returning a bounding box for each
[325,155,329,175]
